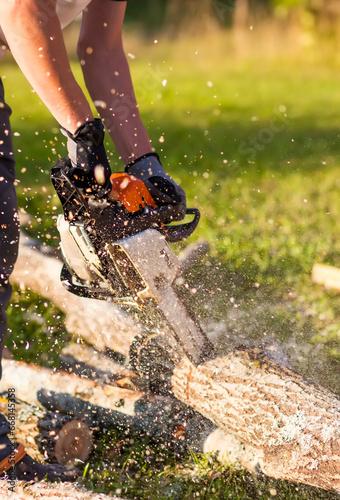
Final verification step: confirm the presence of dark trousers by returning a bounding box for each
[0,77,20,438]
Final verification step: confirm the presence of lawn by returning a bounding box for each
[1,30,340,498]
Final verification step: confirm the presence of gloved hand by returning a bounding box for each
[125,153,187,221]
[60,119,112,199]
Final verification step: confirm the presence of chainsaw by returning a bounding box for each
[51,157,214,366]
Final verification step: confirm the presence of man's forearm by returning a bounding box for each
[0,0,93,132]
[80,46,152,164]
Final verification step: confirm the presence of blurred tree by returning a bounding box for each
[165,0,218,36]
[231,0,272,30]
[124,0,168,33]
[272,0,340,36]
[233,0,249,30]
[122,0,340,38]
[307,0,340,24]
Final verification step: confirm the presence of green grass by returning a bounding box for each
[6,288,71,368]
[2,32,340,498]
[80,427,340,500]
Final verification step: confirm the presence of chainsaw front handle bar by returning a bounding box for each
[162,208,200,243]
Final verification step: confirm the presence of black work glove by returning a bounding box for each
[60,119,112,199]
[125,153,187,221]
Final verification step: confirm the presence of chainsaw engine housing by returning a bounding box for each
[51,157,191,305]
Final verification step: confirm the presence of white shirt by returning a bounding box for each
[0,0,92,61]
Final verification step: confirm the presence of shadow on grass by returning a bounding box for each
[143,112,340,178]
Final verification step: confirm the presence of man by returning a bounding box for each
[0,0,186,481]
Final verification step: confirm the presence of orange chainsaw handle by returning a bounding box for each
[109,173,156,213]
[109,173,200,242]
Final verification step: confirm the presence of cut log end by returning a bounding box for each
[54,420,93,465]
[312,263,340,292]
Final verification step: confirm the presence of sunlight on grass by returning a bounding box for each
[2,29,340,392]
[2,32,340,498]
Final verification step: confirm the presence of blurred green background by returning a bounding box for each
[1,1,340,497]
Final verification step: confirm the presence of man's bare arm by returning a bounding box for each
[0,0,93,132]
[78,0,152,164]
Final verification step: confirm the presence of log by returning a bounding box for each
[59,343,146,391]
[0,359,145,464]
[0,358,144,464]
[0,479,126,500]
[0,396,45,462]
[312,263,340,292]
[53,419,93,465]
[12,235,140,357]
[12,236,340,492]
[0,395,93,465]
[0,359,260,471]
[0,359,145,419]
[172,348,340,493]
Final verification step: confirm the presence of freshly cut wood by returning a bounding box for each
[37,411,93,465]
[312,263,340,292]
[172,348,340,493]
[53,419,93,465]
